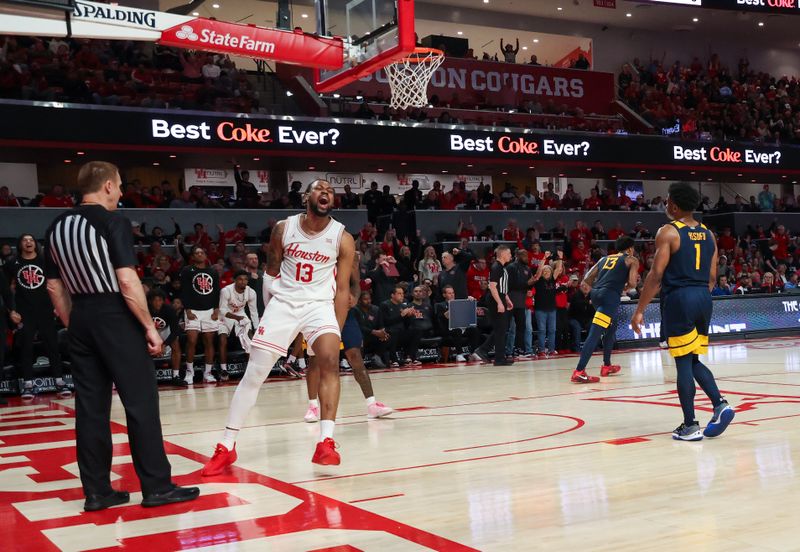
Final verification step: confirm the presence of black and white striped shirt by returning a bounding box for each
[45,205,137,295]
[490,261,509,298]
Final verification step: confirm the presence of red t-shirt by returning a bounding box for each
[502,228,523,242]
[718,235,737,252]
[528,251,546,269]
[459,228,475,240]
[608,228,626,240]
[466,264,489,299]
[555,275,570,309]
[541,197,560,210]
[583,197,601,210]
[40,195,74,208]
[772,232,790,260]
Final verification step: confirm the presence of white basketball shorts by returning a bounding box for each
[184,308,219,333]
[250,296,340,356]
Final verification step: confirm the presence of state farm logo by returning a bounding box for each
[175,25,199,41]
[153,316,167,330]
[193,273,214,295]
[17,264,44,290]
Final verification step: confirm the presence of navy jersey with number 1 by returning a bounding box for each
[661,220,715,358]
[662,221,715,295]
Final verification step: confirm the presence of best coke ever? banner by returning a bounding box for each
[0,101,797,172]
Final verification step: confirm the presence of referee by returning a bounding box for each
[45,161,199,512]
[475,244,514,366]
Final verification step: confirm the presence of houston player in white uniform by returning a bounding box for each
[202,179,355,474]
[218,270,259,378]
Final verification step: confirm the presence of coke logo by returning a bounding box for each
[217,121,272,143]
[497,136,540,155]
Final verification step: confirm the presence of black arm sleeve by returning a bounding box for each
[107,215,138,269]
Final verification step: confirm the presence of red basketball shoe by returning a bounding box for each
[571,370,600,384]
[201,443,237,476]
[312,438,341,465]
[600,364,622,377]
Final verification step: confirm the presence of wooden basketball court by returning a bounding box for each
[3,336,800,551]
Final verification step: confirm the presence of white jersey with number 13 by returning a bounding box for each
[272,213,344,305]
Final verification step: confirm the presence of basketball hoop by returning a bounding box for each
[385,47,444,110]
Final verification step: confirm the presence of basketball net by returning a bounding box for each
[384,48,444,110]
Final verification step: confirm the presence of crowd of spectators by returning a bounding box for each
[619,53,800,144]
[5,177,800,219]
[2,193,800,388]
[0,35,268,113]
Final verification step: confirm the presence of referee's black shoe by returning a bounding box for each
[84,490,130,512]
[141,485,200,508]
[169,376,189,387]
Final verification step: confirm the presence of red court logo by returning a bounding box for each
[0,402,475,551]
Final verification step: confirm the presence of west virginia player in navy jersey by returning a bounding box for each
[571,236,639,384]
[632,182,735,441]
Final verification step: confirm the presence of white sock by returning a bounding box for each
[366,396,376,406]
[319,419,335,442]
[225,348,280,430]
[309,398,320,408]
[204,364,213,375]
[186,362,194,373]
[298,358,307,369]
[287,355,297,364]
[221,363,228,372]
[221,427,239,450]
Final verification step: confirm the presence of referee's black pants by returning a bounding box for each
[480,305,511,362]
[69,296,172,498]
[16,307,63,381]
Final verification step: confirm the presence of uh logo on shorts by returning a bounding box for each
[18,264,44,290]
[193,272,214,295]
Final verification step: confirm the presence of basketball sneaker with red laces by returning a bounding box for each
[201,443,237,476]
[600,364,622,377]
[571,370,600,384]
[312,438,340,465]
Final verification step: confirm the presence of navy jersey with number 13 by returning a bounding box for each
[662,221,715,294]
[592,252,629,293]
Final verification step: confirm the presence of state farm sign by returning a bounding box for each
[158,18,343,69]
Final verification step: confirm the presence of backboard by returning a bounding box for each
[314,0,415,93]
